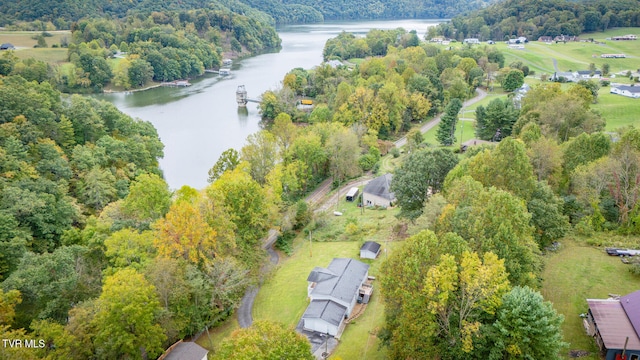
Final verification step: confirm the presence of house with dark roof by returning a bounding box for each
[611,85,640,99]
[302,258,370,336]
[585,290,640,360]
[0,43,15,50]
[159,341,208,360]
[360,241,381,259]
[363,173,396,207]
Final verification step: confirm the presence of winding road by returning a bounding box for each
[234,87,489,329]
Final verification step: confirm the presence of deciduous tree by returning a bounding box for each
[392,148,459,220]
[93,268,166,360]
[213,321,313,360]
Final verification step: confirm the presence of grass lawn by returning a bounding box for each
[199,200,401,357]
[13,48,68,63]
[541,236,640,359]
[593,89,640,130]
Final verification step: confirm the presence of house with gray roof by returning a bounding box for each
[159,341,208,360]
[303,258,370,336]
[363,173,396,207]
[301,299,348,336]
[611,85,640,99]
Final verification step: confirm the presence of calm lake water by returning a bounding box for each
[99,20,443,190]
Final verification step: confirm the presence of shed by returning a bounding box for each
[585,290,640,360]
[0,43,15,50]
[159,341,208,360]
[363,173,396,207]
[360,241,381,259]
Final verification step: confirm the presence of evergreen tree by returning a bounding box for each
[437,98,463,146]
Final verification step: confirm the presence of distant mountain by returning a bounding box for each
[435,0,640,41]
[0,0,273,27]
[242,0,500,23]
[0,0,500,27]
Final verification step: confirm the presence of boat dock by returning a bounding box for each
[161,80,191,87]
[205,68,232,75]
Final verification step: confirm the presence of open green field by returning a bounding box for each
[594,89,640,130]
[542,236,640,359]
[1,31,71,63]
[0,30,71,48]
[497,28,640,76]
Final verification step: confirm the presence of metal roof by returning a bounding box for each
[309,258,369,304]
[363,173,395,201]
[621,291,640,334]
[360,241,381,254]
[588,298,640,350]
[302,299,347,326]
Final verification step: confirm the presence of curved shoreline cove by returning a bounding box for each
[98,20,444,190]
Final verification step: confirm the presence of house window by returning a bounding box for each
[630,355,639,360]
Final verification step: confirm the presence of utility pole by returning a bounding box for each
[309,230,312,257]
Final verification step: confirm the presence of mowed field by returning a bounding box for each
[0,31,70,63]
[542,237,640,359]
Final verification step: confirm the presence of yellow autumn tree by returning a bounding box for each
[153,195,217,267]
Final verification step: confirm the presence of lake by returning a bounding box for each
[99,19,443,190]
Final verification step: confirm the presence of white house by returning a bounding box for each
[360,241,381,259]
[611,85,640,99]
[303,258,370,336]
[363,173,396,207]
[575,70,602,79]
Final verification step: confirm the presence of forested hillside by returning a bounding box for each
[0,0,498,27]
[431,0,640,40]
[0,73,276,359]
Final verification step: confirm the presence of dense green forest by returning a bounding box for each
[0,0,498,27]
[0,73,277,359]
[431,0,640,40]
[0,10,280,92]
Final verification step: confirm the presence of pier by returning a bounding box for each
[161,80,191,87]
[236,85,261,107]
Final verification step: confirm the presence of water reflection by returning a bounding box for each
[100,19,443,189]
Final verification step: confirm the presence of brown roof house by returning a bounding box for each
[363,173,396,207]
[585,290,640,360]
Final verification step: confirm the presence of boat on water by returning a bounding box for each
[219,68,231,76]
[222,58,233,66]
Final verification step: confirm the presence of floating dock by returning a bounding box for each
[161,80,191,87]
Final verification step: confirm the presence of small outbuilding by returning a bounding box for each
[363,173,396,207]
[159,341,208,360]
[0,43,15,50]
[360,241,381,259]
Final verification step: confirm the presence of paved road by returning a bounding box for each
[394,87,488,148]
[235,87,489,329]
